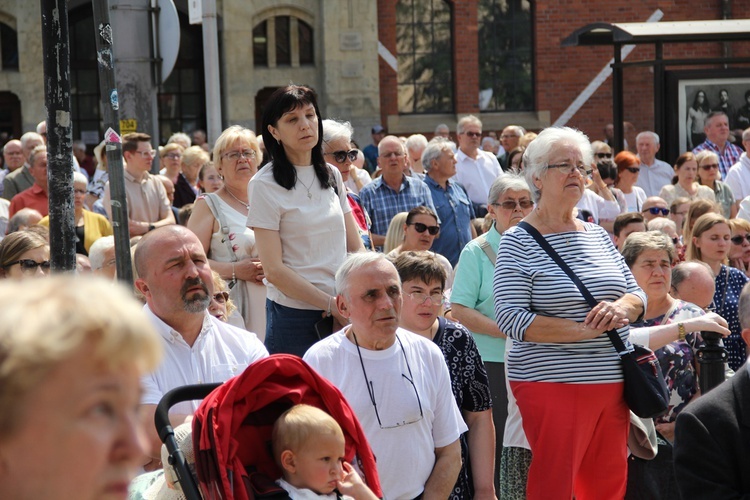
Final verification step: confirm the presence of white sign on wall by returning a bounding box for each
[189,0,202,25]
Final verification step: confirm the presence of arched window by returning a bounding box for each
[253,16,314,68]
[0,22,18,70]
[396,0,453,114]
[478,0,533,111]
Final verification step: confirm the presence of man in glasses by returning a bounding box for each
[497,125,524,169]
[304,253,465,500]
[453,115,503,218]
[102,132,175,236]
[641,196,670,223]
[423,138,477,267]
[635,131,673,197]
[134,225,268,469]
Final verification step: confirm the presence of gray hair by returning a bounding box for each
[335,252,392,299]
[167,132,192,148]
[621,231,676,268]
[322,119,354,145]
[20,132,43,150]
[743,127,750,142]
[671,260,714,291]
[481,136,497,149]
[739,282,750,330]
[645,217,677,233]
[504,125,526,138]
[487,173,531,206]
[457,115,482,135]
[421,137,453,172]
[522,127,593,202]
[405,134,428,154]
[434,123,450,134]
[635,131,660,145]
[378,135,405,156]
[73,171,88,185]
[89,236,115,270]
[28,145,47,167]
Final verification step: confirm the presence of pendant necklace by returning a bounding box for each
[224,186,250,211]
[299,171,315,199]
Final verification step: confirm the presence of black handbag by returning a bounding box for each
[517,221,669,419]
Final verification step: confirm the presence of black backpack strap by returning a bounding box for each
[516,221,629,355]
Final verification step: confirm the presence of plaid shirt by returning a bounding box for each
[359,174,436,239]
[693,139,743,179]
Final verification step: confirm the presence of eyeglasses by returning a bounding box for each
[625,167,641,174]
[547,163,592,176]
[491,199,534,210]
[408,222,440,235]
[643,207,670,216]
[731,234,750,245]
[74,188,87,195]
[4,259,51,272]
[135,149,157,158]
[380,151,404,159]
[223,150,256,161]
[700,163,720,171]
[595,152,613,159]
[406,291,445,306]
[325,149,358,163]
[500,134,516,140]
[352,331,423,429]
[163,153,182,160]
[213,291,230,303]
[672,237,680,246]
[462,131,482,138]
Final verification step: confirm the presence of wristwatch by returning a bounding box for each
[677,323,686,341]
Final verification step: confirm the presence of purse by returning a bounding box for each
[517,221,669,419]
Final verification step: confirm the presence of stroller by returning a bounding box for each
[155,354,383,500]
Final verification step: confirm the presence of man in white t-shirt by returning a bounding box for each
[453,115,503,217]
[134,225,268,468]
[635,131,674,197]
[303,253,465,500]
[724,127,750,201]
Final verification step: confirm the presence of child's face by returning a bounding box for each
[291,432,346,494]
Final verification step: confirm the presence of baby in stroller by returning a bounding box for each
[272,405,378,500]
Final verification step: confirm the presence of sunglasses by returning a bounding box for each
[4,259,51,272]
[595,152,613,159]
[700,163,720,171]
[731,234,750,245]
[492,199,534,210]
[408,222,440,235]
[625,167,640,174]
[642,207,670,216]
[213,291,229,303]
[325,149,358,163]
[463,131,482,138]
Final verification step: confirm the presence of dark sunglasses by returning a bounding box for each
[325,149,358,163]
[213,291,229,303]
[700,163,720,171]
[642,207,670,216]
[492,200,534,210]
[4,259,51,271]
[409,222,440,235]
[731,234,750,245]
[463,131,482,138]
[595,152,613,159]
[625,167,640,174]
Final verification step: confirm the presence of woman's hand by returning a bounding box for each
[655,421,675,443]
[584,300,629,331]
[233,257,265,284]
[683,312,730,338]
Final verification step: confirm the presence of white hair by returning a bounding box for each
[635,131,660,145]
[322,119,354,145]
[89,236,115,270]
[420,138,453,172]
[405,134,428,154]
[457,115,482,135]
[487,173,531,205]
[335,252,391,299]
[646,217,677,233]
[20,132,43,150]
[73,171,88,185]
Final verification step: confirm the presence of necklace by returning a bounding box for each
[298,170,315,199]
[534,210,575,244]
[224,186,250,211]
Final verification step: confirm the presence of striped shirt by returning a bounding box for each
[493,222,646,384]
[358,174,437,239]
[693,139,743,179]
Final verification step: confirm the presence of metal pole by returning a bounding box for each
[612,43,625,154]
[202,0,222,143]
[92,0,134,286]
[40,0,76,272]
[654,41,665,159]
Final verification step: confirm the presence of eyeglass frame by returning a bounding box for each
[595,152,613,159]
[700,163,720,171]
[461,131,482,138]
[324,149,358,164]
[731,234,750,245]
[547,162,592,176]
[3,259,52,272]
[222,150,256,161]
[406,290,445,306]
[212,291,230,303]
[134,149,157,159]
[351,331,424,429]
[407,222,440,235]
[491,199,534,210]
[642,207,670,216]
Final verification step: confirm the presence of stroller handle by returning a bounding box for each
[155,383,221,441]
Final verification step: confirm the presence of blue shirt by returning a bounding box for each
[424,174,474,267]
[362,144,379,174]
[359,174,437,245]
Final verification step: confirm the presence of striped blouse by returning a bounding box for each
[493,222,647,384]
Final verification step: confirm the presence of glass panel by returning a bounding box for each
[0,23,18,70]
[253,21,268,66]
[181,69,198,92]
[77,69,98,94]
[298,20,313,64]
[275,16,290,66]
[78,96,100,119]
[181,94,200,118]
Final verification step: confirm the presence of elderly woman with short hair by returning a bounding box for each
[174,145,210,208]
[622,231,729,497]
[494,127,646,499]
[451,173,533,495]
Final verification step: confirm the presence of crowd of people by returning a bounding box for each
[1,84,750,499]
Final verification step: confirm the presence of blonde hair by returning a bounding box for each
[213,125,261,169]
[159,142,184,158]
[0,276,162,437]
[683,199,720,243]
[182,146,210,172]
[384,212,409,253]
[211,270,236,317]
[685,213,729,263]
[272,404,343,467]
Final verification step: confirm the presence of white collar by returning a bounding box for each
[276,478,340,500]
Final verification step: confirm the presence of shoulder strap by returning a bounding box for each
[517,221,628,355]
[477,235,496,266]
[203,193,239,263]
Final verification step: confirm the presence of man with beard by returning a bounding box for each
[134,225,268,468]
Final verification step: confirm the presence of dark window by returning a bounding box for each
[253,21,268,66]
[298,20,314,65]
[396,0,453,114]
[478,0,534,111]
[0,22,18,70]
[68,7,101,141]
[275,16,291,66]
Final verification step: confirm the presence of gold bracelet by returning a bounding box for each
[678,322,686,341]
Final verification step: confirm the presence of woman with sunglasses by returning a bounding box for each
[248,85,364,356]
[188,125,267,338]
[696,150,737,218]
[686,213,749,371]
[208,270,240,325]
[613,151,647,213]
[387,206,453,290]
[0,230,50,279]
[393,251,495,500]
[659,152,716,207]
[728,218,750,277]
[451,173,533,497]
